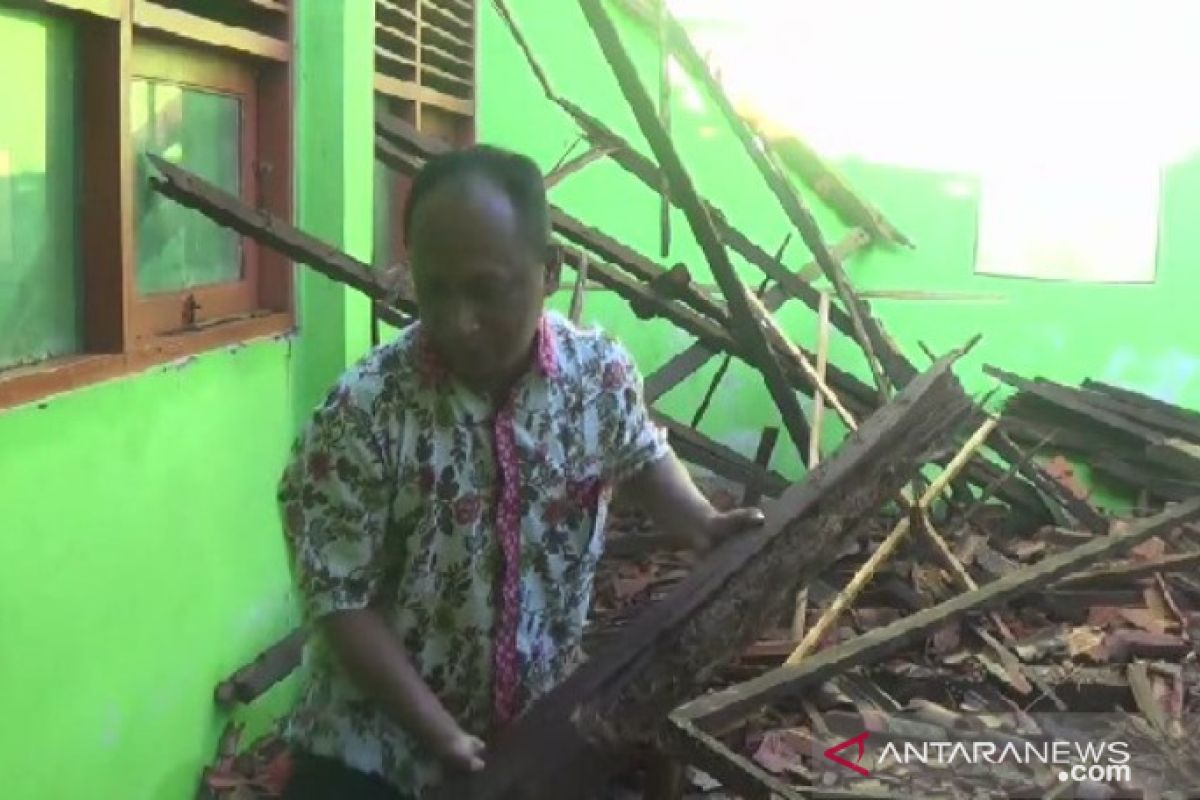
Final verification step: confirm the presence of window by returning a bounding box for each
[130,42,262,336]
[0,8,81,372]
[372,0,476,267]
[0,0,293,409]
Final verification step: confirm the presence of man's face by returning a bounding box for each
[408,176,551,395]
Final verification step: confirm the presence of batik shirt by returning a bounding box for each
[277,311,670,797]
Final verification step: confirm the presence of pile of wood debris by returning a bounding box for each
[158,1,1200,797]
[593,435,1200,798]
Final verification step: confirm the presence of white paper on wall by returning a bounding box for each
[975,161,1162,283]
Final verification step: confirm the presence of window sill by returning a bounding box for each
[0,311,293,412]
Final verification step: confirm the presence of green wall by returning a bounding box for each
[478,0,1200,490]
[1,1,1196,797]
[0,1,375,798]
[0,344,300,799]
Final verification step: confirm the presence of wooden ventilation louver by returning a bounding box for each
[132,0,292,61]
[375,0,476,118]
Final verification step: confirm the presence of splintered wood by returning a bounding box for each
[145,2,1200,796]
[427,353,975,800]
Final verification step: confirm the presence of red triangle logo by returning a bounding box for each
[823,730,870,776]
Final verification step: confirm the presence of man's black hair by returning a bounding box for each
[402,144,550,254]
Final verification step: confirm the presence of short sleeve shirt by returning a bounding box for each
[277,311,669,797]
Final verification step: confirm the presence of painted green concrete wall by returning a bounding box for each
[478,0,1200,492]
[0,2,375,798]
[0,343,301,799]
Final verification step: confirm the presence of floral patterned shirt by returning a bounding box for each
[277,311,669,797]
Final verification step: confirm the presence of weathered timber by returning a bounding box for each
[764,131,913,248]
[1056,550,1200,587]
[1092,454,1200,502]
[689,353,733,429]
[675,496,1200,733]
[147,155,417,319]
[214,628,307,708]
[1084,379,1200,439]
[486,0,870,338]
[990,366,1167,446]
[613,0,912,254]
[567,249,589,323]
[579,0,815,457]
[654,412,788,499]
[544,144,614,189]
[552,213,728,324]
[557,93,864,336]
[373,52,1050,525]
[1071,384,1200,445]
[632,8,911,398]
[742,427,780,507]
[643,230,873,405]
[428,350,973,800]
[988,427,1110,534]
[666,717,804,800]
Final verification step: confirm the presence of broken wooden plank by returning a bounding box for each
[808,290,832,469]
[786,416,1001,666]
[1083,379,1200,439]
[741,427,780,507]
[675,497,1200,733]
[214,628,307,708]
[759,127,913,248]
[578,0,811,458]
[1057,551,1200,587]
[633,8,911,399]
[643,230,872,406]
[552,213,729,324]
[428,350,973,800]
[655,412,788,499]
[544,143,615,189]
[485,0,874,340]
[990,366,1167,446]
[147,155,417,318]
[988,428,1110,534]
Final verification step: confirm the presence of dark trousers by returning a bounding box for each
[282,751,413,800]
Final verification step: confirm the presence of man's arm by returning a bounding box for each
[594,337,764,552]
[278,380,484,772]
[322,610,485,771]
[620,450,764,552]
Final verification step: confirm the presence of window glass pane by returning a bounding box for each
[133,79,242,294]
[0,9,80,371]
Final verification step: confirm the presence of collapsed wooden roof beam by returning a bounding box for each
[148,155,413,330]
[638,5,916,401]
[149,155,791,512]
[673,496,1200,734]
[428,349,974,800]
[578,0,812,458]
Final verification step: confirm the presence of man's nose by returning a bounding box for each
[446,301,482,339]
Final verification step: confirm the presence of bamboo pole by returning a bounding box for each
[793,291,831,643]
[568,250,589,323]
[807,290,832,467]
[784,415,1002,666]
[742,288,857,431]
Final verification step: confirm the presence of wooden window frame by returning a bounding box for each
[0,0,294,411]
[129,40,262,341]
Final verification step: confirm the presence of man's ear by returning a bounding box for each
[543,246,563,297]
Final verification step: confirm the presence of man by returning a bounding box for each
[278,144,764,799]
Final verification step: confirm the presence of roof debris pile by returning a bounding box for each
[149,2,1200,798]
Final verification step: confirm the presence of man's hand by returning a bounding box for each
[691,506,766,554]
[621,452,768,555]
[431,726,487,773]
